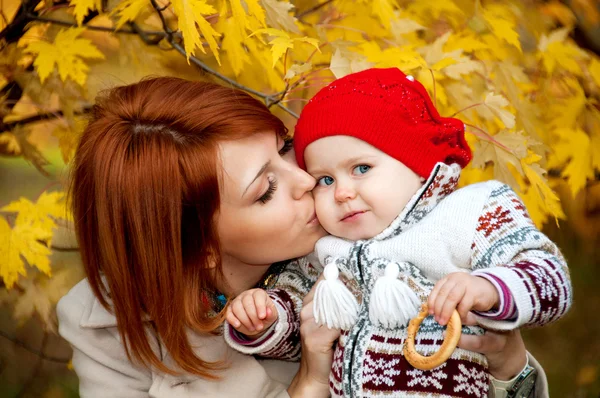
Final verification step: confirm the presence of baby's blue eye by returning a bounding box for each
[353,165,371,175]
[317,176,335,186]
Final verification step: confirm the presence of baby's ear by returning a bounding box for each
[419,177,426,183]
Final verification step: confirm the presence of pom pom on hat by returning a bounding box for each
[294,68,472,178]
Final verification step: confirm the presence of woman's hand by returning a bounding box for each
[457,313,528,380]
[288,278,340,397]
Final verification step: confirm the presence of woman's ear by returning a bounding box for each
[420,177,426,183]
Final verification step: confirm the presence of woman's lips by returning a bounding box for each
[308,212,319,225]
[341,210,367,222]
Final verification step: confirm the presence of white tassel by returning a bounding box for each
[369,263,421,328]
[313,262,360,330]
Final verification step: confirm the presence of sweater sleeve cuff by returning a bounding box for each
[471,271,517,321]
[223,292,292,356]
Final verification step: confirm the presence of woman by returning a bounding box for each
[58,77,548,397]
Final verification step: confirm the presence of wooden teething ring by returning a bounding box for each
[403,303,462,371]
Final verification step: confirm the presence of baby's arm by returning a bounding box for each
[468,182,572,330]
[224,256,321,361]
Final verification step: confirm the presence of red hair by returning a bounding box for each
[70,77,286,377]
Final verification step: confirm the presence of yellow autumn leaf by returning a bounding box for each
[419,31,461,70]
[230,0,248,34]
[0,133,22,155]
[371,0,398,28]
[284,62,312,80]
[262,0,299,34]
[482,6,521,52]
[24,28,104,86]
[538,28,588,75]
[112,0,150,30]
[70,0,103,26]
[171,0,221,64]
[540,1,577,27]
[522,155,564,223]
[251,29,319,68]
[246,0,266,27]
[222,17,250,75]
[472,130,527,188]
[589,58,600,88]
[52,118,86,163]
[2,191,68,233]
[13,279,52,325]
[483,92,516,129]
[553,128,594,197]
[0,217,52,289]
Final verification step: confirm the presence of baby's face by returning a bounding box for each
[304,136,424,241]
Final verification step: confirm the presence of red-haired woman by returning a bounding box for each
[58,77,548,397]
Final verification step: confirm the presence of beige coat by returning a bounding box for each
[58,278,550,398]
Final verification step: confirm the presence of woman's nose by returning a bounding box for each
[291,166,317,200]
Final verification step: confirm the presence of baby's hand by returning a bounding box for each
[427,273,499,325]
[226,289,279,337]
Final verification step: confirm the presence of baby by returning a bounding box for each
[224,68,572,397]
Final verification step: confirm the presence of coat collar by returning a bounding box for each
[373,162,462,241]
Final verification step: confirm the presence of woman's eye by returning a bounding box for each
[353,165,371,175]
[317,176,334,187]
[258,178,277,204]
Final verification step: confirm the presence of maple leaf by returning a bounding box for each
[246,0,266,27]
[112,0,150,30]
[482,5,521,52]
[521,155,565,225]
[52,120,85,164]
[538,28,588,75]
[371,0,398,28]
[284,62,312,80]
[251,28,319,68]
[171,0,221,64]
[553,128,594,197]
[472,130,528,188]
[221,17,251,76]
[13,279,52,326]
[0,133,21,156]
[2,191,68,234]
[0,217,52,289]
[483,93,516,129]
[70,0,103,26]
[390,18,426,40]
[24,28,104,86]
[261,0,299,34]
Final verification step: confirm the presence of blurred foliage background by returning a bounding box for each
[1,0,600,396]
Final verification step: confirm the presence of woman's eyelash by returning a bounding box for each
[279,139,293,155]
[258,178,278,204]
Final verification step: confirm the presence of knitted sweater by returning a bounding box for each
[225,163,572,397]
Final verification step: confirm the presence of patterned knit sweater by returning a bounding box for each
[224,163,572,397]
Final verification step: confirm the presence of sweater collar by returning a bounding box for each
[372,162,462,241]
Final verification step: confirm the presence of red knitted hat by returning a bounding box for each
[294,68,472,178]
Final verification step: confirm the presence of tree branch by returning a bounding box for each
[28,14,167,38]
[296,0,334,20]
[0,105,93,132]
[0,329,71,364]
[148,0,299,119]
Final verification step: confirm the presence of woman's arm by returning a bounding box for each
[287,279,340,398]
[458,313,549,398]
[57,290,153,397]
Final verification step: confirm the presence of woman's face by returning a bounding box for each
[216,131,326,284]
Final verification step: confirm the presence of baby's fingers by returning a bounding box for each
[226,306,242,329]
[252,290,270,320]
[242,294,265,331]
[232,299,256,333]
